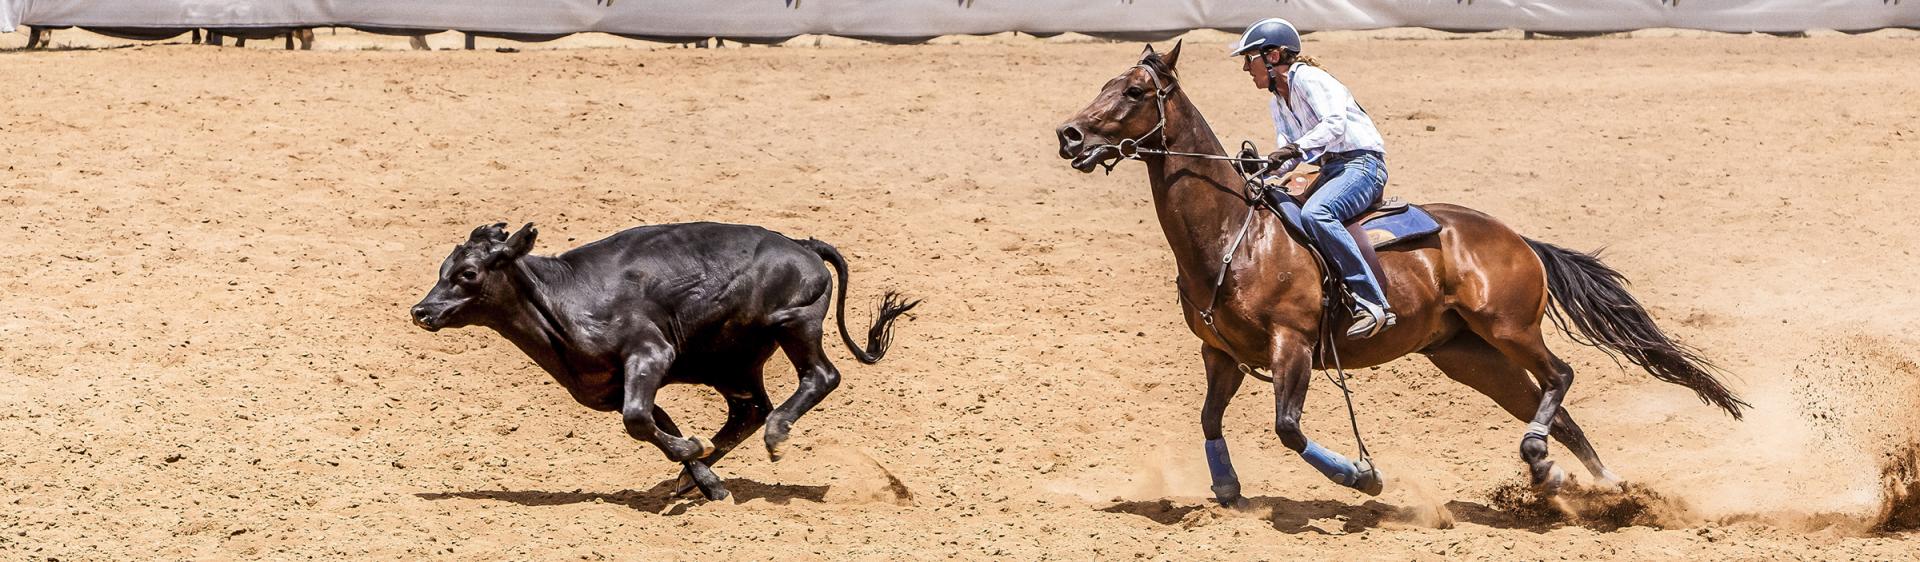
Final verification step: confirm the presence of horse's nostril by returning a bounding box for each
[1062,126,1084,142]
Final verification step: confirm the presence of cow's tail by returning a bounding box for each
[1525,237,1748,419]
[800,238,919,364]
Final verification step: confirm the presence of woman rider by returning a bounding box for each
[1230,18,1395,338]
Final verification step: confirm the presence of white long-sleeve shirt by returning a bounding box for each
[1268,62,1386,163]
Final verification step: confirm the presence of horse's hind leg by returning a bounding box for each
[764,313,841,462]
[1426,332,1608,488]
[1548,408,1621,487]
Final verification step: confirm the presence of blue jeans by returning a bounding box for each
[1301,151,1389,309]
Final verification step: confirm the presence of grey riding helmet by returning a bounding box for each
[1228,17,1302,57]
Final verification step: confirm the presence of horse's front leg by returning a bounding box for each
[1271,332,1384,496]
[1199,345,1247,507]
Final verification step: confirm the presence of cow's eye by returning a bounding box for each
[1125,86,1144,100]
[458,270,479,283]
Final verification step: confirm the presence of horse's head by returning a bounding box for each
[1056,41,1183,173]
[411,222,538,331]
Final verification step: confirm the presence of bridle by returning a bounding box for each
[1088,64,1275,184]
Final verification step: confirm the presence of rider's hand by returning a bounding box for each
[1235,146,1264,176]
[1267,144,1302,166]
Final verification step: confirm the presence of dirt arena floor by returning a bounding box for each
[3,27,1918,560]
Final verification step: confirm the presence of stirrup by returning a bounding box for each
[1345,300,1397,339]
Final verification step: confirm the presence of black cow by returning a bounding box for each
[410,222,918,500]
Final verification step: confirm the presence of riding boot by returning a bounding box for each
[1346,297,1397,339]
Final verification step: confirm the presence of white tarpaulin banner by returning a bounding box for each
[1,0,18,33]
[5,1,1917,38]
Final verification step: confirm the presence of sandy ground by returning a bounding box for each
[2,28,1918,560]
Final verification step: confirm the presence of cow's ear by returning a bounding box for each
[504,223,538,260]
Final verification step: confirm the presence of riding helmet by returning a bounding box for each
[1228,17,1302,57]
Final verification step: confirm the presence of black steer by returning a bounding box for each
[411,222,918,500]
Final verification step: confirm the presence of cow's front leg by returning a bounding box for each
[651,407,727,500]
[621,346,723,498]
[659,391,772,498]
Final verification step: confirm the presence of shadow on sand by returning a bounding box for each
[1100,495,1583,534]
[418,478,829,515]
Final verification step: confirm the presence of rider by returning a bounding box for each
[1230,18,1395,338]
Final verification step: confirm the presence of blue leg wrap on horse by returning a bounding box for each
[1205,438,1242,501]
[1204,438,1238,484]
[1300,440,1360,487]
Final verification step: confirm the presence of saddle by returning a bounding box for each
[1261,170,1442,295]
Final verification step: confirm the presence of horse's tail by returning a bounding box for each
[1525,238,1748,419]
[799,238,920,365]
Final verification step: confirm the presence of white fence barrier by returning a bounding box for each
[5,1,1917,40]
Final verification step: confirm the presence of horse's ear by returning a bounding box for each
[1140,43,1155,59]
[503,222,538,260]
[1163,39,1183,72]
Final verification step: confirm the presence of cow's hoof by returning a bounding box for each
[664,469,698,497]
[763,421,791,462]
[764,434,788,462]
[687,462,727,501]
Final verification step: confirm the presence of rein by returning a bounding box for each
[1095,62,1374,467]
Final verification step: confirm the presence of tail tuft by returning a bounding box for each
[803,238,918,365]
[1526,238,1748,419]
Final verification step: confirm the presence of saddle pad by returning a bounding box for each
[1358,203,1440,249]
[1271,197,1440,250]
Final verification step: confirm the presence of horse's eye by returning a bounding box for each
[458,270,479,283]
[1125,86,1145,100]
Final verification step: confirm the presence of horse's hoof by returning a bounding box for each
[1594,469,1626,490]
[1353,461,1386,497]
[765,440,785,462]
[691,436,716,459]
[1533,463,1569,493]
[1210,482,1244,508]
[1214,494,1250,510]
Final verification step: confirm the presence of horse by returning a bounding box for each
[1054,42,1746,506]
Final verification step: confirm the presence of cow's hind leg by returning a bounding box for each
[1425,333,1617,488]
[763,314,841,462]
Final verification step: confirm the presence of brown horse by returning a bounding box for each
[1055,42,1746,506]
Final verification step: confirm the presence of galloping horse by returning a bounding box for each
[1055,42,1746,506]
